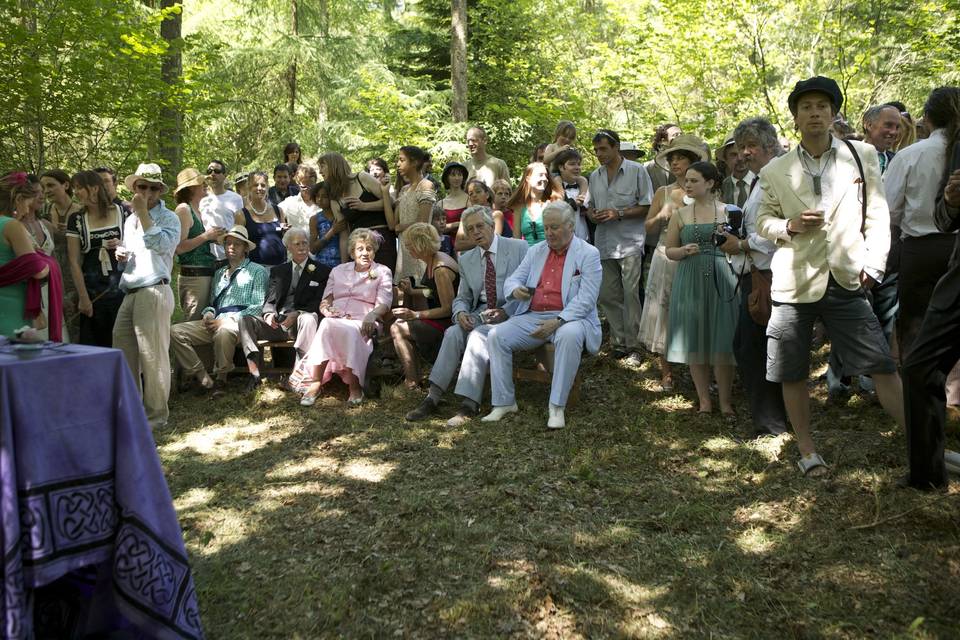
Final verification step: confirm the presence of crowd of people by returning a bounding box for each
[2,75,959,488]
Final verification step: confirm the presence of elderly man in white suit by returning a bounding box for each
[757,75,905,477]
[405,206,529,426]
[482,200,602,429]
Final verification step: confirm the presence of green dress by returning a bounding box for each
[0,216,27,337]
[665,221,739,366]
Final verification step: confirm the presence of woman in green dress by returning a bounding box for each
[1,173,50,336]
[664,161,740,417]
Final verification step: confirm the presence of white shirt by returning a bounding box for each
[278,194,319,233]
[199,190,244,259]
[730,180,778,272]
[884,129,954,238]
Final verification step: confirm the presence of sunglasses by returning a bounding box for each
[206,167,224,175]
[135,184,163,192]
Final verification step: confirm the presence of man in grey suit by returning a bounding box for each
[482,201,602,429]
[405,206,529,426]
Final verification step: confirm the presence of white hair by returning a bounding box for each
[542,200,576,227]
[460,205,494,228]
[283,226,309,247]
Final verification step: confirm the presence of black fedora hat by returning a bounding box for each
[787,76,843,115]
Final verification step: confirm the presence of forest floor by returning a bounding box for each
[159,345,960,639]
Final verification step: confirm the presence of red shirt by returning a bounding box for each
[530,247,568,311]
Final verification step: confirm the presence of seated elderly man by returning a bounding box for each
[171,225,269,390]
[483,200,602,429]
[405,205,529,426]
[238,227,332,391]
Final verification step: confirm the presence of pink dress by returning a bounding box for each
[305,261,393,384]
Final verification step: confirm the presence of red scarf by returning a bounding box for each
[0,253,64,341]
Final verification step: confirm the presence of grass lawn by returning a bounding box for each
[159,348,960,639]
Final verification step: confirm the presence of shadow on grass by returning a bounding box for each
[159,349,960,639]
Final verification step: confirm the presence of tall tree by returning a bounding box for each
[450,0,467,122]
[159,0,183,172]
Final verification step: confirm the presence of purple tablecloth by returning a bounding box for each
[0,339,204,639]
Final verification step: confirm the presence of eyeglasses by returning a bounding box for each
[135,184,162,192]
[206,167,224,175]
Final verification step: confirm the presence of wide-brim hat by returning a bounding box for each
[221,224,256,251]
[620,142,643,158]
[174,168,205,194]
[124,163,167,193]
[655,134,709,171]
[441,161,468,185]
[788,76,843,115]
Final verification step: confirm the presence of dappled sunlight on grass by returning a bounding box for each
[162,417,301,460]
[174,487,216,512]
[734,526,778,555]
[189,507,254,556]
[265,452,396,484]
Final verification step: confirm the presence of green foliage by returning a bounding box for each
[3,0,959,182]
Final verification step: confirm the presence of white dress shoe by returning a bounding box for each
[481,404,518,422]
[547,404,565,429]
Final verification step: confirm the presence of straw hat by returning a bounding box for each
[655,134,709,171]
[221,225,256,251]
[123,163,167,193]
[174,168,205,194]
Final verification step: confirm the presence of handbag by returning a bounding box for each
[748,265,772,326]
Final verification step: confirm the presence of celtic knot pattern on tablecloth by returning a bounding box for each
[3,550,26,640]
[114,525,179,609]
[57,485,117,541]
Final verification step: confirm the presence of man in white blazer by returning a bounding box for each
[482,200,602,429]
[757,75,905,476]
[405,206,529,425]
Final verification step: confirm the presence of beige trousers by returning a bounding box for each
[170,316,241,380]
[113,283,174,429]
[599,253,644,352]
[178,274,213,322]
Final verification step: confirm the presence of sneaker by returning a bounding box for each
[405,397,438,422]
[623,352,643,367]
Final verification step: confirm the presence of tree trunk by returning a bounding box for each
[159,0,183,172]
[450,0,467,122]
[287,0,298,115]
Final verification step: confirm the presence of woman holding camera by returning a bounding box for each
[664,161,739,418]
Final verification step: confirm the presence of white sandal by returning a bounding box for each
[797,453,828,476]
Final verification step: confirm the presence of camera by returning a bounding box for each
[712,204,745,246]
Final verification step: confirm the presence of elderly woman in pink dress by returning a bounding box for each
[300,228,393,406]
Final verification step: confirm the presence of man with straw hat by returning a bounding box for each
[113,162,181,429]
[170,225,268,391]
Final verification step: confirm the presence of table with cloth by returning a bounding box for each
[0,338,204,639]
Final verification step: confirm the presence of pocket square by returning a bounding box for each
[308,281,320,287]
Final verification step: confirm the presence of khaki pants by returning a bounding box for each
[171,316,241,380]
[178,274,213,322]
[113,283,174,429]
[599,253,644,352]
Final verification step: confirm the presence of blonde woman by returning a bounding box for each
[390,222,459,389]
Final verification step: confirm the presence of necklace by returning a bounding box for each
[797,146,829,196]
[690,201,719,280]
[248,198,270,217]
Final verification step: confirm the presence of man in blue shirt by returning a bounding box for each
[113,163,181,429]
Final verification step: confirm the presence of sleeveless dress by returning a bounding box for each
[395,183,437,285]
[443,205,466,248]
[243,205,287,266]
[178,205,217,321]
[665,220,740,366]
[519,205,544,246]
[340,175,397,272]
[414,263,460,362]
[638,229,679,354]
[0,216,26,337]
[66,205,125,346]
[24,218,65,342]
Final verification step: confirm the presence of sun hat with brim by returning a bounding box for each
[787,76,843,116]
[655,134,709,171]
[124,162,167,193]
[221,225,256,251]
[174,168,205,194]
[234,172,250,186]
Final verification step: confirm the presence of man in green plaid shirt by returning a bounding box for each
[171,226,269,390]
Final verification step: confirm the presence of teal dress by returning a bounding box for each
[0,216,27,337]
[665,222,739,366]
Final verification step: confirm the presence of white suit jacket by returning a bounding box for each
[504,236,603,354]
[756,138,890,304]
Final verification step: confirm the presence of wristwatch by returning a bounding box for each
[617,208,624,220]
[556,317,567,325]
